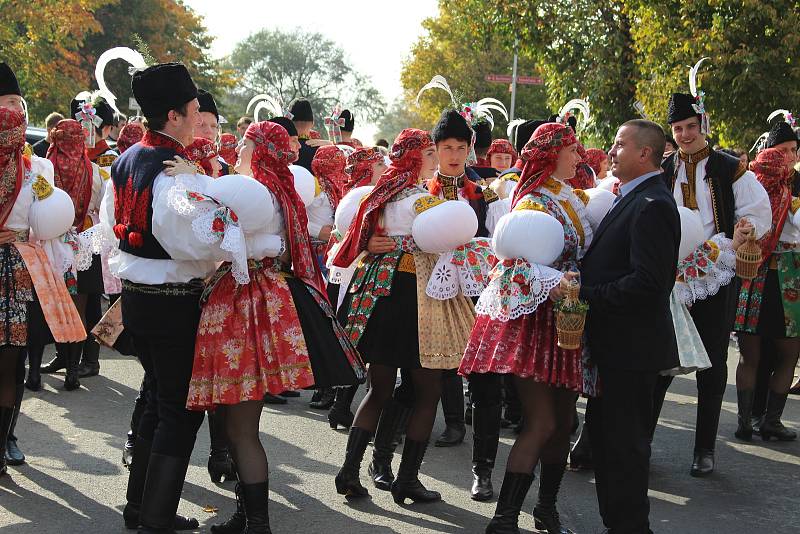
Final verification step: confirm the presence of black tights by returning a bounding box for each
[225,401,268,484]
[0,347,20,407]
[505,377,577,474]
[352,364,443,442]
[737,333,800,394]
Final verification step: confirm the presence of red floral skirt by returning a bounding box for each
[187,263,316,410]
[459,299,588,394]
[0,244,33,346]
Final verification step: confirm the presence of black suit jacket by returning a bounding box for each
[580,174,681,372]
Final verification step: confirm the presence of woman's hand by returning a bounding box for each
[318,224,333,242]
[549,271,579,301]
[163,156,198,177]
[732,218,755,250]
[367,235,396,254]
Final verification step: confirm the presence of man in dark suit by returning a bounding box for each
[580,119,681,534]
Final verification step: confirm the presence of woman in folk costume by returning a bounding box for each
[185,137,222,178]
[115,121,145,154]
[0,102,85,475]
[218,132,238,167]
[343,146,386,192]
[486,139,518,175]
[176,120,364,533]
[734,147,800,442]
[460,122,596,534]
[332,128,478,504]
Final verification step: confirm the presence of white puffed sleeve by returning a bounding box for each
[411,196,478,253]
[733,170,771,239]
[484,198,510,236]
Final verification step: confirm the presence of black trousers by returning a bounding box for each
[588,365,658,534]
[122,289,205,458]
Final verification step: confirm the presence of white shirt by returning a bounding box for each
[5,156,54,232]
[672,157,771,240]
[306,191,334,239]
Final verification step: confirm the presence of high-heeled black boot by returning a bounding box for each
[25,344,43,391]
[328,386,358,430]
[390,439,441,504]
[533,463,575,533]
[240,481,272,534]
[368,400,411,491]
[211,482,246,534]
[0,406,14,476]
[760,391,797,441]
[335,426,371,499]
[471,400,501,501]
[735,389,754,441]
[485,471,534,533]
[62,343,81,391]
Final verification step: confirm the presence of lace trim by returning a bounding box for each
[674,233,736,306]
[425,238,498,300]
[474,258,563,321]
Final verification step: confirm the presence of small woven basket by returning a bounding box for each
[556,281,587,350]
[736,236,762,281]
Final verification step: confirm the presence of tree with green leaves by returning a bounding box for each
[374,98,429,144]
[223,29,385,132]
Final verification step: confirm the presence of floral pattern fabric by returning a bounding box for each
[0,243,33,346]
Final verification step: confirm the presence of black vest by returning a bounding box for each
[661,149,742,238]
[111,143,181,259]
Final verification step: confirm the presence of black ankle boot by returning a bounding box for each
[761,391,797,441]
[77,334,100,378]
[310,388,335,410]
[40,351,66,374]
[62,343,81,391]
[328,386,358,430]
[485,471,535,533]
[25,345,43,391]
[690,448,715,477]
[471,401,501,501]
[240,481,272,534]
[368,400,411,491]
[211,482,246,534]
[0,406,14,476]
[208,449,238,483]
[533,463,574,533]
[735,389,754,441]
[335,427,371,499]
[391,439,441,504]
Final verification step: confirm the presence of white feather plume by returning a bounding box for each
[750,131,769,153]
[689,57,710,97]
[415,75,457,107]
[507,118,526,140]
[473,97,508,129]
[767,109,792,124]
[246,94,284,122]
[95,47,147,115]
[559,99,591,127]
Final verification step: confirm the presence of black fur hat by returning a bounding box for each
[132,62,198,118]
[290,99,313,122]
[340,109,355,132]
[473,120,493,149]
[269,116,298,137]
[0,63,21,97]
[766,121,799,148]
[667,93,701,125]
[432,109,472,144]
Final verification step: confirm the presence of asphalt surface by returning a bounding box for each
[0,342,798,533]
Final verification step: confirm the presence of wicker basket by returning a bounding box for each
[736,236,762,281]
[556,281,587,350]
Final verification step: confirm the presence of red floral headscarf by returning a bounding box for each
[584,148,608,176]
[512,122,578,207]
[344,147,383,191]
[245,121,327,298]
[185,137,218,176]
[0,108,26,227]
[311,145,348,206]
[218,132,238,166]
[567,144,595,190]
[750,148,791,261]
[333,128,433,268]
[487,139,518,164]
[47,119,94,230]
[116,122,145,154]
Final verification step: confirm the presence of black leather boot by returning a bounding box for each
[25,344,43,391]
[211,482,246,534]
[6,383,25,466]
[0,406,14,476]
[435,371,466,447]
[310,388,335,410]
[735,389,754,441]
[77,334,100,378]
[368,400,411,491]
[690,448,715,478]
[262,393,287,405]
[62,343,81,391]
[123,439,198,531]
[533,463,575,533]
[240,481,272,534]
[328,385,358,430]
[136,453,198,533]
[40,350,66,374]
[691,393,723,476]
[390,439,441,504]
[335,426,371,499]
[208,410,237,483]
[471,400,501,501]
[123,431,136,469]
[485,471,534,533]
[760,391,797,441]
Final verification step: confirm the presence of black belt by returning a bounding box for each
[122,279,205,297]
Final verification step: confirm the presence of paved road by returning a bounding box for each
[1,342,798,533]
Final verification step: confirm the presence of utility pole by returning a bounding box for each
[509,38,519,121]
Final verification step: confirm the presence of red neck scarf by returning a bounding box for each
[512,123,578,207]
[311,145,347,207]
[344,147,383,191]
[333,128,433,268]
[751,148,792,260]
[185,137,218,176]
[218,133,238,166]
[245,121,327,299]
[0,108,26,227]
[47,119,94,230]
[87,138,111,162]
[116,122,145,154]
